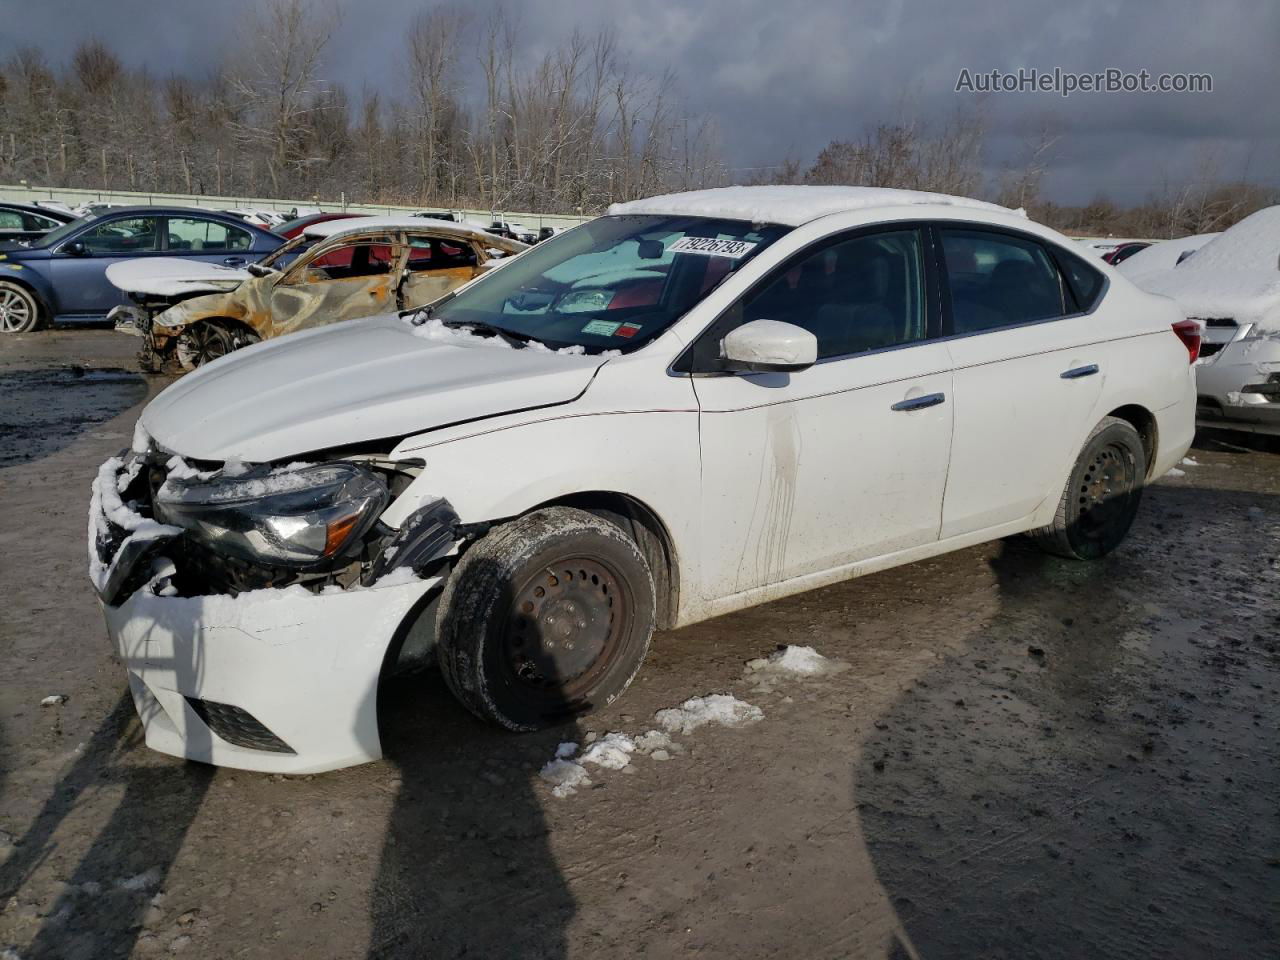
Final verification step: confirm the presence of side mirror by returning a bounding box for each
[64,240,88,256]
[722,319,817,373]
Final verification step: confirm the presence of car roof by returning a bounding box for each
[304,215,510,245]
[607,185,1014,227]
[80,205,279,228]
[0,200,76,221]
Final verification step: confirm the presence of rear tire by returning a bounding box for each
[0,281,44,334]
[1033,416,1146,560]
[175,320,258,370]
[436,507,655,730]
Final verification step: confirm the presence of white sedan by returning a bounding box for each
[90,185,1196,773]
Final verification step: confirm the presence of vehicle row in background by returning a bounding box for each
[0,206,283,334]
[0,201,77,244]
[1131,207,1280,435]
[109,216,528,370]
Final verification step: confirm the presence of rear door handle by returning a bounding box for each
[1061,364,1099,379]
[223,256,246,266]
[891,392,946,411]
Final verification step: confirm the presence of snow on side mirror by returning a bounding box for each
[721,319,818,373]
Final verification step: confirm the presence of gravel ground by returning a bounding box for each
[1,328,1277,960]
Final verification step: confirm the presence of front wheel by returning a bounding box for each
[436,507,656,730]
[1033,416,1147,560]
[0,281,44,334]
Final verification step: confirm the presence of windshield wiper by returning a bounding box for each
[441,317,534,349]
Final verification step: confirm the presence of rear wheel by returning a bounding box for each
[436,507,655,730]
[1033,416,1146,560]
[0,281,43,334]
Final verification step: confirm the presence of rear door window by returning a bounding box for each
[404,237,478,271]
[940,229,1068,334]
[166,217,254,252]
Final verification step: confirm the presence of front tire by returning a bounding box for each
[0,281,44,333]
[436,507,656,730]
[1033,416,1147,560]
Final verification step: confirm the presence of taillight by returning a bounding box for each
[1171,319,1201,363]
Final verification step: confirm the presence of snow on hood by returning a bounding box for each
[106,257,251,297]
[608,185,1018,227]
[139,313,604,462]
[1175,206,1280,274]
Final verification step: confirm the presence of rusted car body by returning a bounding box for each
[110,217,527,371]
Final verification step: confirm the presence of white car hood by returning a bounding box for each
[141,314,604,462]
[106,257,252,297]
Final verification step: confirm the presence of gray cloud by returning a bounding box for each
[3,0,1276,204]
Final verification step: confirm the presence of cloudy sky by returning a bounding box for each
[4,0,1277,205]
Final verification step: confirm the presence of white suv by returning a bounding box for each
[90,186,1196,773]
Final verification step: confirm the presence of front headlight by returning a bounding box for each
[154,462,389,568]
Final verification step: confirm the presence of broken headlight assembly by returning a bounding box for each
[154,463,389,568]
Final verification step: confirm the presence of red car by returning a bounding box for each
[273,212,371,240]
[1103,241,1151,265]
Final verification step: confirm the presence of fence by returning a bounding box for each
[0,183,594,231]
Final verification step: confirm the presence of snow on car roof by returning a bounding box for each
[1117,233,1218,280]
[303,215,498,241]
[607,185,1016,227]
[1168,205,1280,275]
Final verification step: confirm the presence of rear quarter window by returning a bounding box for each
[1055,250,1106,313]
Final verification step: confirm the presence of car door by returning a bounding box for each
[937,225,1107,538]
[50,214,162,315]
[398,233,482,308]
[163,216,258,267]
[688,225,954,600]
[266,234,399,338]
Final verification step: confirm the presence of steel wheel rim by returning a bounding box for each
[501,554,632,703]
[0,289,32,332]
[1076,442,1137,540]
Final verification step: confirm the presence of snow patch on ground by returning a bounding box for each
[116,867,162,891]
[1181,457,1200,466]
[1167,468,1187,478]
[746,645,848,677]
[655,694,764,735]
[578,732,635,770]
[539,758,592,798]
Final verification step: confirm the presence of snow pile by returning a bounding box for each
[1166,467,1187,478]
[608,185,1018,227]
[633,729,683,761]
[1181,457,1200,466]
[578,732,636,770]
[654,694,764,735]
[746,645,848,677]
[539,756,592,798]
[1134,206,1280,329]
[1117,233,1218,281]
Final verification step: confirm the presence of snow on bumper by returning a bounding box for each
[104,573,440,774]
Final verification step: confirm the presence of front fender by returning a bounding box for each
[152,292,247,336]
[0,261,56,313]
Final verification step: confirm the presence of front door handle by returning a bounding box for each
[223,256,246,266]
[1061,364,1099,380]
[891,392,946,412]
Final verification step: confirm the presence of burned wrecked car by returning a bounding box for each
[108,215,527,371]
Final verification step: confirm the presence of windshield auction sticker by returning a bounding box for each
[582,319,622,336]
[668,236,758,258]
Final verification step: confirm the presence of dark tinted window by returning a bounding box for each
[941,229,1066,333]
[405,236,478,271]
[1057,249,1107,309]
[737,229,926,360]
[80,217,160,255]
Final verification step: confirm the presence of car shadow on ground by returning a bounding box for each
[366,564,580,959]
[0,367,147,469]
[852,485,1279,958]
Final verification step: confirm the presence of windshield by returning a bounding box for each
[32,214,95,249]
[429,214,789,352]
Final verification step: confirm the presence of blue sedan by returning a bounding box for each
[0,206,283,333]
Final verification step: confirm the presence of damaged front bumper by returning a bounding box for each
[1195,333,1280,435]
[91,451,454,773]
[105,572,440,774]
